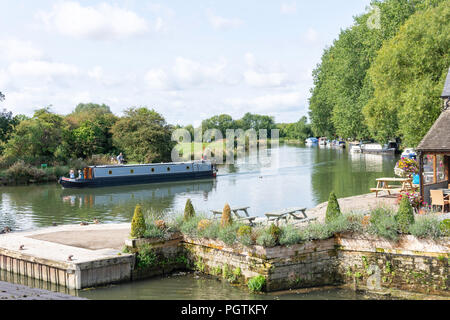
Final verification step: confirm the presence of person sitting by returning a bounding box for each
[78,170,83,179]
[69,169,75,179]
[117,153,124,164]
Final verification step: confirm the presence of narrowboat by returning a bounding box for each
[59,161,217,189]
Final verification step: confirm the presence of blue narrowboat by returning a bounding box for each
[59,161,217,189]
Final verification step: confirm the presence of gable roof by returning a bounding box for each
[442,67,450,98]
[417,109,450,152]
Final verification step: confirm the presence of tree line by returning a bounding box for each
[309,0,449,147]
[0,100,312,169]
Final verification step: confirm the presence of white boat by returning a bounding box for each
[360,142,397,155]
[350,145,362,153]
[318,137,327,146]
[401,148,417,159]
[305,137,318,146]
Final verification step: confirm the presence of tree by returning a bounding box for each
[111,107,175,163]
[0,109,16,145]
[278,116,313,141]
[0,91,5,102]
[131,204,146,238]
[363,0,450,146]
[4,108,70,163]
[184,198,195,221]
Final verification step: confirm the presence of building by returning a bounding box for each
[416,67,450,204]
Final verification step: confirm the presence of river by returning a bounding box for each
[0,144,399,300]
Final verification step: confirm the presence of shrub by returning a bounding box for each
[343,213,364,233]
[395,196,415,234]
[221,203,233,228]
[237,225,252,238]
[179,215,203,237]
[130,204,146,238]
[143,224,165,239]
[268,224,282,245]
[247,275,266,293]
[300,222,333,241]
[367,207,398,241]
[440,219,450,237]
[218,225,238,245]
[6,160,47,181]
[136,244,158,269]
[279,225,302,246]
[197,219,212,231]
[325,192,342,223]
[255,228,277,247]
[184,199,195,221]
[154,220,166,230]
[409,216,442,239]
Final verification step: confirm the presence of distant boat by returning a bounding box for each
[318,137,327,146]
[350,145,362,153]
[360,142,397,155]
[59,161,217,189]
[401,148,417,160]
[305,137,318,146]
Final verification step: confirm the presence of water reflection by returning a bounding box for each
[0,145,399,232]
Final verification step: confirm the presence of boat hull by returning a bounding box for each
[59,170,215,189]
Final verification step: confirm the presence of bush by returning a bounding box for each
[300,222,333,241]
[325,192,342,223]
[6,160,46,181]
[343,213,364,233]
[255,228,277,247]
[136,244,158,269]
[218,225,238,246]
[184,199,195,221]
[269,224,282,245]
[144,224,165,239]
[395,196,415,234]
[247,275,266,293]
[197,219,212,231]
[237,225,252,237]
[409,216,443,239]
[279,225,302,246]
[367,207,399,241]
[221,203,233,228]
[131,204,146,238]
[440,219,450,237]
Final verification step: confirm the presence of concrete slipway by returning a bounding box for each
[0,223,134,290]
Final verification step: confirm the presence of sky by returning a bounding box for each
[0,0,373,127]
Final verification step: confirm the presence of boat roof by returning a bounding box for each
[89,161,209,169]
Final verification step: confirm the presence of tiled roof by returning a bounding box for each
[417,109,450,152]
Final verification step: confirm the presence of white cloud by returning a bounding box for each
[9,60,79,78]
[36,1,150,40]
[226,92,303,113]
[281,2,297,15]
[303,27,319,43]
[0,38,43,61]
[145,69,173,90]
[206,9,243,30]
[243,53,289,88]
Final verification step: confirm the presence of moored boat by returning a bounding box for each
[305,137,318,146]
[59,161,217,189]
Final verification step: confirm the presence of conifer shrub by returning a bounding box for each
[395,196,415,234]
[221,203,233,227]
[325,192,342,223]
[184,199,195,221]
[131,204,146,238]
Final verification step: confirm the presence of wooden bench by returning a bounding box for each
[265,207,309,225]
[211,206,258,226]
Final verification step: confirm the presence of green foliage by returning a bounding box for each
[409,215,443,239]
[143,224,166,239]
[268,224,282,245]
[130,204,146,238]
[183,198,195,221]
[255,228,278,248]
[440,219,450,237]
[300,222,333,241]
[247,275,266,293]
[325,192,342,223]
[277,116,313,141]
[279,225,302,246]
[136,244,158,269]
[395,196,415,234]
[217,225,238,246]
[364,0,450,145]
[367,207,399,241]
[111,107,175,163]
[237,225,252,238]
[221,204,233,228]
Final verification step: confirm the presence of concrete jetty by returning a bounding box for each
[0,223,134,290]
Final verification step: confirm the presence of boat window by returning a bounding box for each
[108,170,112,175]
[151,168,155,173]
[167,167,171,172]
[186,166,190,170]
[130,169,134,174]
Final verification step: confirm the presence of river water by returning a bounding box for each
[0,144,399,300]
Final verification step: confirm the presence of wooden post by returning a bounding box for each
[419,152,424,201]
[433,155,437,183]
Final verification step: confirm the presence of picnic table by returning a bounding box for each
[370,178,416,198]
[265,207,316,225]
[211,206,257,226]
